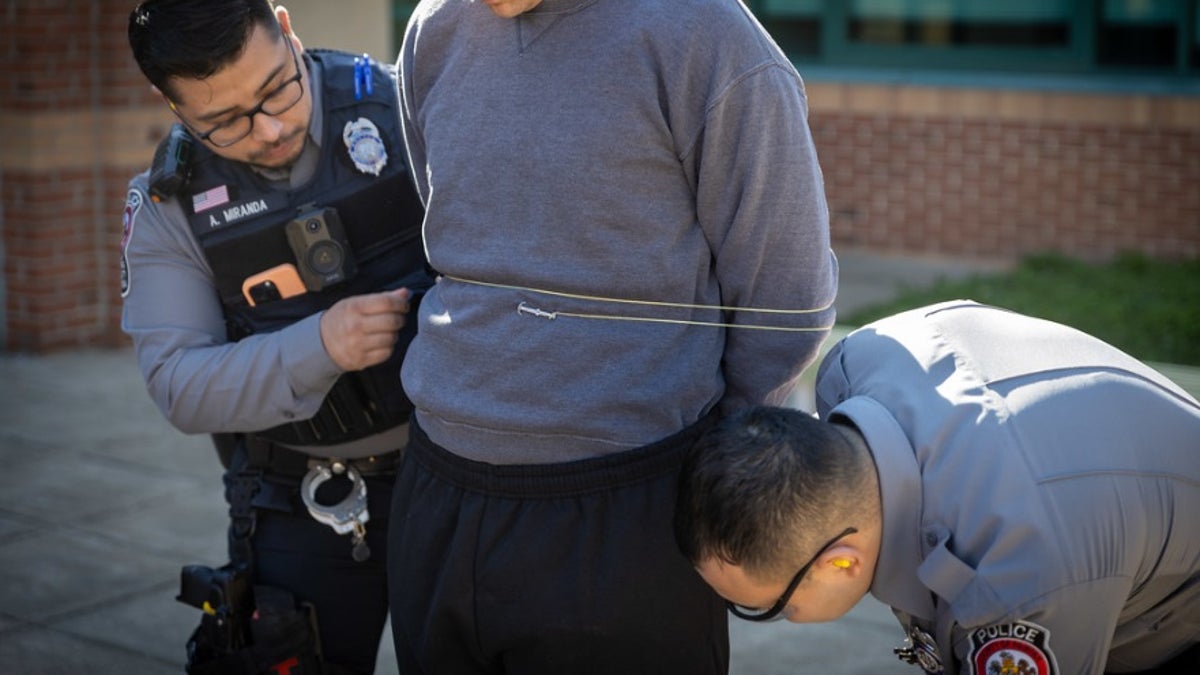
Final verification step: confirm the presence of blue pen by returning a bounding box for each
[361,54,373,96]
[353,56,363,99]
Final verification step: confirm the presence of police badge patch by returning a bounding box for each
[968,621,1059,675]
[120,188,144,298]
[343,117,387,176]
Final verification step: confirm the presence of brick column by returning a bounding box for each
[2,1,171,352]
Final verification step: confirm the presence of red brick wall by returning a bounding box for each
[3,1,164,352]
[813,115,1200,260]
[2,2,156,108]
[5,169,119,351]
[805,82,1200,262]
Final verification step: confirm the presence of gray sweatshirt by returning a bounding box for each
[398,0,838,463]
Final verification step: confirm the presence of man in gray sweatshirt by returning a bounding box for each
[388,1,838,672]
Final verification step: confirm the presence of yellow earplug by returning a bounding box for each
[831,559,852,569]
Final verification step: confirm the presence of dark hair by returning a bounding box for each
[675,406,873,582]
[128,0,280,101]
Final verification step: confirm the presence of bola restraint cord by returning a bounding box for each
[444,275,836,332]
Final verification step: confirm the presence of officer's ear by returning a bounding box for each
[275,5,291,34]
[274,6,305,54]
[819,545,866,580]
[154,86,177,112]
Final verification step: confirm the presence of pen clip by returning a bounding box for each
[353,54,373,100]
[362,54,373,96]
[353,56,362,100]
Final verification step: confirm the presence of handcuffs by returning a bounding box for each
[300,460,371,562]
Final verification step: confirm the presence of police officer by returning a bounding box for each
[677,300,1200,675]
[121,2,431,673]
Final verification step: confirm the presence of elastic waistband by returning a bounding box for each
[408,411,718,499]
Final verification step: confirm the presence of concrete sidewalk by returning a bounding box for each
[0,249,1007,674]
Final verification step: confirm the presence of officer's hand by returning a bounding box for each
[319,288,411,372]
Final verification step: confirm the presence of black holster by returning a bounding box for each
[177,438,332,674]
[177,564,325,674]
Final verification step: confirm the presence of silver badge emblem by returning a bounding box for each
[894,626,944,674]
[342,117,387,176]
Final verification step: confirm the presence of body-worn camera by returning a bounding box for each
[148,123,194,202]
[285,205,357,291]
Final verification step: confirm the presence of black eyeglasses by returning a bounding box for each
[727,526,858,622]
[170,37,304,148]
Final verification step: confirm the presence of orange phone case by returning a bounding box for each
[242,263,307,306]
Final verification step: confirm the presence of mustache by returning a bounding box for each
[249,127,304,163]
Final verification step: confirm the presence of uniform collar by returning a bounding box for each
[829,396,937,621]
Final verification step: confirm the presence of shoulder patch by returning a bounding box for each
[968,620,1059,675]
[120,188,144,298]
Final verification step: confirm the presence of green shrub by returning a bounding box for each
[841,253,1200,366]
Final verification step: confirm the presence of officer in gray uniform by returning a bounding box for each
[677,300,1199,675]
[121,2,431,673]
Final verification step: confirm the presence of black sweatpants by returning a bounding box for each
[1120,643,1200,675]
[387,417,730,675]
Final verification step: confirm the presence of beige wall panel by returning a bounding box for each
[281,0,394,63]
[803,80,1200,131]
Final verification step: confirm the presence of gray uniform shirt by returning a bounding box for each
[120,57,407,458]
[399,0,837,463]
[815,300,1200,674]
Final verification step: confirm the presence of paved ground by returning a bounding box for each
[0,249,1013,674]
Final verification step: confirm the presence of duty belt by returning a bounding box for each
[245,437,400,562]
[244,437,401,478]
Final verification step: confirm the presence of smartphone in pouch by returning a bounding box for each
[242,263,307,306]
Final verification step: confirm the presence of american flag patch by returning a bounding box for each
[192,185,230,213]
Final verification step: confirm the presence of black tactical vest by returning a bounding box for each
[178,49,429,447]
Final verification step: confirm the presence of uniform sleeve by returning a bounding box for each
[949,577,1132,675]
[814,336,852,418]
[119,179,342,435]
[692,63,838,412]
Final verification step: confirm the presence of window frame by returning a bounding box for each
[744,0,1199,80]
[394,0,1199,84]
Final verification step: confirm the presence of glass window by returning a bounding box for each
[1194,4,1200,67]
[393,1,420,51]
[1097,0,1180,68]
[398,0,1199,78]
[754,0,822,57]
[762,0,822,13]
[847,0,1072,48]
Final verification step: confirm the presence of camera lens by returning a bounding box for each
[249,280,281,305]
[306,218,322,233]
[307,240,344,276]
